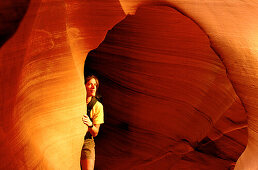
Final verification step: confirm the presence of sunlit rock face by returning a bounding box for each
[1,0,258,169]
[85,6,247,169]
[0,1,86,169]
[0,0,124,169]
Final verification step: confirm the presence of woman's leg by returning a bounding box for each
[81,138,95,170]
[81,159,95,170]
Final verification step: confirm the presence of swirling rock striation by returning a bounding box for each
[85,6,247,169]
[1,0,258,169]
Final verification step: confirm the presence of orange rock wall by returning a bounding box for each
[0,0,257,169]
[86,6,247,169]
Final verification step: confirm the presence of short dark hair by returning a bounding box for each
[85,75,99,89]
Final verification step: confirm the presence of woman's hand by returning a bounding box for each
[82,115,93,127]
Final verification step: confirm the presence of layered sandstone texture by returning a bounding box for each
[1,0,258,170]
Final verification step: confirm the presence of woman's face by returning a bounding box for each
[86,78,97,97]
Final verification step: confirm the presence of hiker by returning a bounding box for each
[81,75,104,170]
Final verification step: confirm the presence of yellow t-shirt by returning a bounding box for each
[89,101,104,125]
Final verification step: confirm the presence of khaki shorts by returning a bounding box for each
[81,138,95,160]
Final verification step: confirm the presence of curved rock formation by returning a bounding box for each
[85,6,247,169]
[0,0,257,169]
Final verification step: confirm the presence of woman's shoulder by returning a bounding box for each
[94,100,103,109]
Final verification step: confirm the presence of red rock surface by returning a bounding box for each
[1,0,257,169]
[86,6,247,169]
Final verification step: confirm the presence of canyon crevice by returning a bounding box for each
[1,0,257,169]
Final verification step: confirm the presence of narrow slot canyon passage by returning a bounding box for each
[85,5,247,169]
[2,0,257,169]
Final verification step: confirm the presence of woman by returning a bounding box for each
[81,75,104,170]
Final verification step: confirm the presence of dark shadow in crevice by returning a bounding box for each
[0,0,30,47]
[83,4,247,169]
